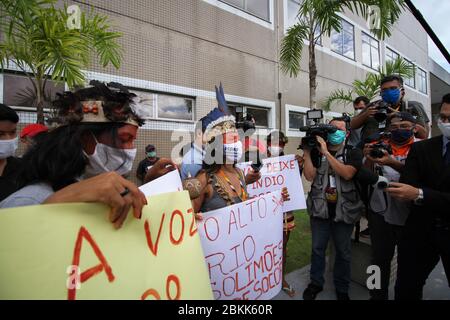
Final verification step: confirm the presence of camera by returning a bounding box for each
[236,113,256,132]
[369,141,392,158]
[250,155,263,172]
[300,124,337,149]
[297,109,338,168]
[368,100,390,123]
[364,132,392,159]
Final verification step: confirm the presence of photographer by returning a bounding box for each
[302,117,364,301]
[348,96,370,148]
[350,75,430,143]
[362,112,419,300]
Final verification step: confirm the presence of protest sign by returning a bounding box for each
[0,191,213,300]
[198,190,284,300]
[237,155,306,211]
[139,169,183,197]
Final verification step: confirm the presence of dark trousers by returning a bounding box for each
[395,220,450,300]
[310,217,354,293]
[367,211,403,300]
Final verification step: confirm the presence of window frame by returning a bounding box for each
[229,103,271,129]
[1,71,65,118]
[288,110,306,131]
[417,67,427,94]
[361,32,380,70]
[127,87,196,123]
[330,18,355,60]
[403,59,416,89]
[219,0,271,22]
[385,47,400,63]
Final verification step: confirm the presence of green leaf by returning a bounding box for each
[280,23,309,77]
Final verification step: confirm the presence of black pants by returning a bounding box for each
[367,211,403,300]
[395,219,450,300]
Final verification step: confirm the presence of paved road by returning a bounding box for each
[274,260,450,300]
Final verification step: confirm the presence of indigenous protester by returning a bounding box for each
[0,104,22,202]
[191,84,287,216]
[136,144,160,184]
[0,81,175,228]
[302,117,364,301]
[363,112,419,300]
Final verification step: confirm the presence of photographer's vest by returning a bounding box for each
[306,145,364,224]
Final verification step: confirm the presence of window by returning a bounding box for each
[286,0,301,29]
[130,89,194,122]
[285,0,322,44]
[362,32,380,70]
[2,73,64,108]
[229,104,270,128]
[385,47,399,62]
[220,0,270,21]
[417,68,427,94]
[330,19,355,60]
[158,94,193,121]
[288,111,306,130]
[404,59,415,88]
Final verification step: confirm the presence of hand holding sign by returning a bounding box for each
[44,172,147,229]
[0,191,213,299]
[144,158,178,183]
[237,155,306,212]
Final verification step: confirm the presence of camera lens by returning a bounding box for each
[374,111,387,122]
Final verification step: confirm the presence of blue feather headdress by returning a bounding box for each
[202,83,236,142]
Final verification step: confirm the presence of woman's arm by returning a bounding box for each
[191,172,211,214]
[44,172,147,229]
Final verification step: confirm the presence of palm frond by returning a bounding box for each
[322,89,355,111]
[280,22,309,77]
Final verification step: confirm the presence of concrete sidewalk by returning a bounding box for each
[274,260,450,300]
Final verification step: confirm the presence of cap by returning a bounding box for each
[388,111,418,124]
[20,124,49,139]
[145,144,156,152]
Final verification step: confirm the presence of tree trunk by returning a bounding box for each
[308,30,317,109]
[35,77,45,124]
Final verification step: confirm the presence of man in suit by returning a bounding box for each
[386,93,450,300]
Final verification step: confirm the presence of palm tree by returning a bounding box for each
[280,0,406,110]
[0,0,123,124]
[323,57,415,111]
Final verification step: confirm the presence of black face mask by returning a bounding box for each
[390,128,414,144]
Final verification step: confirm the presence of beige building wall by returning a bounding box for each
[2,1,432,185]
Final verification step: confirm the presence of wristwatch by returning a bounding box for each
[414,188,424,205]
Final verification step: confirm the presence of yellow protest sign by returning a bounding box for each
[0,191,213,300]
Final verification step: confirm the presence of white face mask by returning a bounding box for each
[438,119,450,138]
[268,146,283,157]
[83,139,137,178]
[354,109,363,116]
[0,137,18,159]
[223,141,243,164]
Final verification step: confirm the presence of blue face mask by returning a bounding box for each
[327,130,346,146]
[381,88,401,104]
